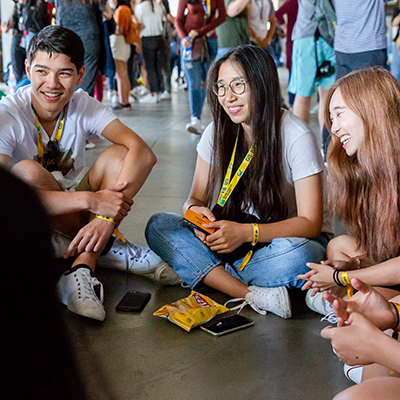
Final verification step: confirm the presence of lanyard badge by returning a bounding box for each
[33,106,75,175]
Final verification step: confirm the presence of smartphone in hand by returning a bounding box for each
[183,208,215,236]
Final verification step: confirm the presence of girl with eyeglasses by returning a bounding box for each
[146,45,333,318]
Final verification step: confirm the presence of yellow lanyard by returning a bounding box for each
[215,133,257,271]
[34,107,66,160]
[217,134,256,207]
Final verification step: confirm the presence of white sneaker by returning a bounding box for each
[107,89,116,99]
[226,286,292,319]
[56,266,105,321]
[97,237,164,275]
[305,290,337,323]
[153,262,183,285]
[139,92,159,104]
[132,85,149,98]
[344,364,363,384]
[111,93,118,105]
[185,116,202,134]
[159,90,171,101]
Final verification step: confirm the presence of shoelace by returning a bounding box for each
[321,311,338,324]
[112,237,141,273]
[224,297,267,316]
[78,270,104,303]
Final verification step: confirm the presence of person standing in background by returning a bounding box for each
[334,0,386,80]
[52,0,112,97]
[215,0,250,60]
[248,0,277,58]
[275,0,298,111]
[175,0,226,134]
[135,0,167,104]
[288,0,335,142]
[111,0,140,109]
[3,1,27,87]
[158,0,175,101]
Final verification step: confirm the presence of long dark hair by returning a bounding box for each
[206,44,287,223]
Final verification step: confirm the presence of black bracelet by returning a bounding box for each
[333,269,345,287]
[391,302,400,333]
[187,204,196,210]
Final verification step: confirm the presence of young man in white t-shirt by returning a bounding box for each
[0,25,167,321]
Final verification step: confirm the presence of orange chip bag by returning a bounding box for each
[153,291,229,332]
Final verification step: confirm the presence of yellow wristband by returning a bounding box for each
[95,214,116,225]
[238,224,259,271]
[251,223,259,246]
[341,271,353,298]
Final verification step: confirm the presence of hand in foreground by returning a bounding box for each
[91,182,133,223]
[298,262,337,293]
[204,220,248,253]
[64,217,115,258]
[324,278,397,331]
[321,312,384,366]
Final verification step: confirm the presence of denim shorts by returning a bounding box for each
[288,36,336,97]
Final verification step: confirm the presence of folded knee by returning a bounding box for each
[11,159,47,184]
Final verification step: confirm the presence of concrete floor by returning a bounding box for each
[60,70,351,400]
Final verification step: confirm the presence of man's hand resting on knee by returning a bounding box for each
[64,182,134,257]
[90,182,133,223]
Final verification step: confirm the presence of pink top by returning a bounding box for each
[175,0,226,41]
[275,0,298,70]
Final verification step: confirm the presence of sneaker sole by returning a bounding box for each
[67,303,106,321]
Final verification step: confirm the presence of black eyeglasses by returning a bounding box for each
[212,78,247,97]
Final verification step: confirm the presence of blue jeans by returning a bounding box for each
[216,47,232,60]
[392,42,400,84]
[145,212,328,289]
[181,38,217,119]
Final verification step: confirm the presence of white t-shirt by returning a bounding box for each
[0,86,117,183]
[135,1,165,37]
[197,110,334,235]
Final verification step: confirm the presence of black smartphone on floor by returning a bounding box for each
[200,314,255,336]
[116,291,151,312]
